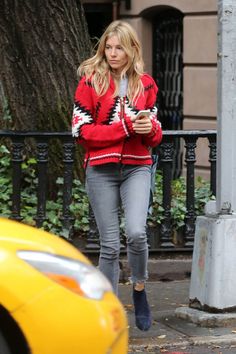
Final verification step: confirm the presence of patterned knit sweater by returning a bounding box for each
[72,73,162,166]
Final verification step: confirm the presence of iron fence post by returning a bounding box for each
[11,136,24,221]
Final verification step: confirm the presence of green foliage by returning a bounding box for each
[195,176,215,214]
[0,145,12,216]
[70,179,89,233]
[170,176,187,230]
[148,172,164,227]
[0,144,89,237]
[148,172,215,230]
[0,144,215,238]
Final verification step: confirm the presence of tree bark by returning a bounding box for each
[0,0,92,180]
[0,0,91,130]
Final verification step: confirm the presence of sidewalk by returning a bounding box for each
[118,279,236,353]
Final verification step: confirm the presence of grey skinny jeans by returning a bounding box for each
[85,163,151,294]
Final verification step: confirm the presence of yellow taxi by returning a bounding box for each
[0,218,128,354]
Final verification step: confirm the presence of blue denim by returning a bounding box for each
[85,163,151,294]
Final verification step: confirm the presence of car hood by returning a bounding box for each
[0,217,89,263]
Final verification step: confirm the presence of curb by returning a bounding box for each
[129,334,236,351]
[175,306,236,327]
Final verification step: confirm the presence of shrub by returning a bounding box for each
[0,144,89,237]
[147,172,215,230]
[0,144,215,238]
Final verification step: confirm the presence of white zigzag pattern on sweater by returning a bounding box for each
[72,104,93,137]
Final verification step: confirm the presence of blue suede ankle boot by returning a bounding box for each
[133,288,152,331]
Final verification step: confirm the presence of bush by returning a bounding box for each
[0,144,12,217]
[0,144,215,238]
[147,172,215,230]
[0,144,89,237]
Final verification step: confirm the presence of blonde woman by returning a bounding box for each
[72,20,162,331]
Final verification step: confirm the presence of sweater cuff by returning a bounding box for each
[145,120,159,138]
[123,116,135,135]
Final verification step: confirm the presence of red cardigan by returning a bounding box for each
[72,74,162,166]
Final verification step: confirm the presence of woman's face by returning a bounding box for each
[104,35,128,75]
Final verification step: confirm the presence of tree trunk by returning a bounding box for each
[0,0,92,181]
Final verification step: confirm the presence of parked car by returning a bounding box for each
[0,217,128,354]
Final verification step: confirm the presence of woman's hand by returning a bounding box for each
[133,115,152,134]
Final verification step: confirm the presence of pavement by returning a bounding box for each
[84,253,236,353]
[118,275,236,353]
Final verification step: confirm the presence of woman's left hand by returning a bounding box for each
[133,116,152,134]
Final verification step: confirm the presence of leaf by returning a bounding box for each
[157,334,166,339]
[124,304,133,310]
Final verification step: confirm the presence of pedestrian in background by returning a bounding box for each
[72,20,162,331]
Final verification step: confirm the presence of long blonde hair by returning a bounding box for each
[78,20,145,104]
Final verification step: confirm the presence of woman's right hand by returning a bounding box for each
[133,115,152,134]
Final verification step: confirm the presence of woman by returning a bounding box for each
[72,20,162,331]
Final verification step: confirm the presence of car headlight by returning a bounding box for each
[17,251,113,300]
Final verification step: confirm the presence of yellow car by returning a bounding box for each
[0,218,128,354]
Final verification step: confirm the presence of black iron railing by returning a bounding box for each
[0,130,217,253]
[1,132,75,238]
[156,130,216,252]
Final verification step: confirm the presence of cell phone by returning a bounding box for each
[135,110,150,119]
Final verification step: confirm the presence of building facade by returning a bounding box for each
[81,0,218,179]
